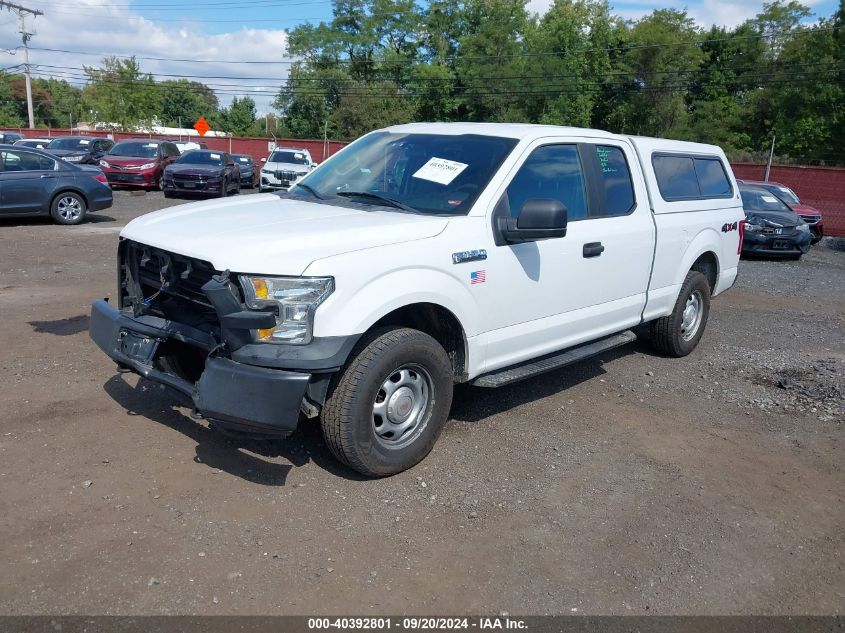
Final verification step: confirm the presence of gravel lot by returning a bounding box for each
[0,189,842,615]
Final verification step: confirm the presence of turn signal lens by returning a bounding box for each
[256,327,275,340]
[251,278,269,301]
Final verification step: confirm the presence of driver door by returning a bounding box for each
[476,137,654,373]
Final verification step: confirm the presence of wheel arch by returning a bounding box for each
[367,302,469,382]
[50,187,89,210]
[676,228,721,294]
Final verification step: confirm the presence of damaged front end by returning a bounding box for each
[89,239,313,437]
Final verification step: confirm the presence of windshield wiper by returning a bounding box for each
[335,191,419,213]
[292,182,325,200]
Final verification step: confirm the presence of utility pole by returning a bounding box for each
[0,1,43,129]
[764,135,776,182]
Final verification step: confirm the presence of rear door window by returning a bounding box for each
[594,145,635,216]
[1,150,56,171]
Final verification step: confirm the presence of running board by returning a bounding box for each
[471,330,637,388]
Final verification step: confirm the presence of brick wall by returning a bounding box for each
[4,128,349,164]
[731,163,845,238]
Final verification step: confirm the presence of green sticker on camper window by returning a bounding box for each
[596,146,618,173]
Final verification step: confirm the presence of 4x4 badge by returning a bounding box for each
[452,249,487,264]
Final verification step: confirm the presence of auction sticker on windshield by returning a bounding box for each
[412,157,469,185]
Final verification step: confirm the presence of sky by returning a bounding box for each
[0,0,838,119]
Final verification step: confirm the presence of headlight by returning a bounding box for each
[140,162,156,170]
[796,223,810,232]
[261,168,272,175]
[743,221,762,232]
[239,276,334,345]
[99,159,110,168]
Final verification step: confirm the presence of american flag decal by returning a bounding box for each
[470,270,486,284]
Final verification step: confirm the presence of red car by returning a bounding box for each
[99,139,181,190]
[738,180,824,243]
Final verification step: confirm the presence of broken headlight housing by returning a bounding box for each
[239,275,334,345]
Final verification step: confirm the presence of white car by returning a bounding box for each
[13,138,53,149]
[259,147,316,192]
[172,141,205,154]
[90,123,744,476]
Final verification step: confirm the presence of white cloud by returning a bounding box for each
[0,0,290,116]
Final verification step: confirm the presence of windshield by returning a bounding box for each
[176,151,225,166]
[268,150,309,165]
[741,188,792,213]
[109,142,159,158]
[48,137,91,150]
[764,184,800,205]
[295,132,518,215]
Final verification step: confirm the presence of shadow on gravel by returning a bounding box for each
[84,214,117,223]
[102,374,367,484]
[825,237,845,252]
[29,314,89,336]
[0,214,115,227]
[451,343,636,423]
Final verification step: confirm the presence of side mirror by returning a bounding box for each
[260,157,267,163]
[497,199,568,244]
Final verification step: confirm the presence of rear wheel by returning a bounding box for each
[50,192,87,225]
[219,178,229,198]
[321,327,454,477]
[648,271,711,357]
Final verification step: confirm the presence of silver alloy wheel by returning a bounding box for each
[56,195,82,222]
[372,364,434,449]
[680,290,704,341]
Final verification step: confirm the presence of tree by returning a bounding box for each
[159,80,219,128]
[80,57,159,129]
[331,80,416,138]
[218,96,258,136]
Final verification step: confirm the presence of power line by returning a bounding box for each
[21,25,845,67]
[0,0,42,128]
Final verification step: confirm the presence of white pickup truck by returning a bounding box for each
[90,123,744,476]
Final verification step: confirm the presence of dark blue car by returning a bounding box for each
[0,144,113,225]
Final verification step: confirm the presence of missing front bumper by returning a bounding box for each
[90,299,310,436]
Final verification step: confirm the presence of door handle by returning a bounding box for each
[40,174,56,179]
[583,242,605,258]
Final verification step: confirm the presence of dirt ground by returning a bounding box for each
[0,190,842,616]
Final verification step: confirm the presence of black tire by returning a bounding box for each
[219,178,229,198]
[648,271,711,357]
[50,191,87,225]
[321,327,454,477]
[163,191,175,199]
[156,174,164,191]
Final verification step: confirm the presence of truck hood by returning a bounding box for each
[120,194,449,275]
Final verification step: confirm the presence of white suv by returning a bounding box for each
[259,147,316,192]
[90,123,743,476]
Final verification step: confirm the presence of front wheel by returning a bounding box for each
[50,192,87,225]
[648,271,711,357]
[321,327,454,477]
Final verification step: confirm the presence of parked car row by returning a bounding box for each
[0,143,113,224]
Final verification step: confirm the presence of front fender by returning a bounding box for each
[313,266,480,339]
